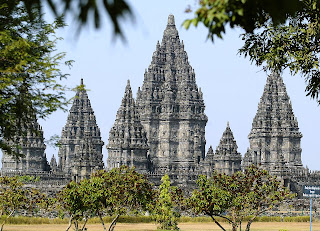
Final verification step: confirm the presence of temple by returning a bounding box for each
[1,15,320,197]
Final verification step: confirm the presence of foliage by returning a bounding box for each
[183,0,303,41]
[58,181,89,231]
[44,134,61,149]
[187,165,294,231]
[0,176,46,231]
[58,166,155,231]
[5,0,134,40]
[0,0,72,156]
[151,174,183,230]
[90,167,155,231]
[184,0,320,104]
[239,0,320,104]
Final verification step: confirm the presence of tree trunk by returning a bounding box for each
[245,215,259,231]
[210,215,226,231]
[65,215,73,231]
[81,217,88,231]
[74,220,79,231]
[0,210,14,231]
[0,222,4,231]
[232,222,238,231]
[99,214,107,231]
[245,219,254,231]
[108,214,120,231]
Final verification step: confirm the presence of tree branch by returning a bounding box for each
[65,214,73,231]
[108,214,120,231]
[210,215,226,231]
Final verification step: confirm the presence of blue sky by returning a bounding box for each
[1,1,320,170]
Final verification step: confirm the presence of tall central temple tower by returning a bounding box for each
[107,15,207,186]
[135,15,207,174]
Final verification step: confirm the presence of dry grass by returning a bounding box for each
[2,222,320,231]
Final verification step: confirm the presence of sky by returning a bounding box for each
[1,1,320,170]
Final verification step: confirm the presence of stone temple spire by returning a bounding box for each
[202,145,215,176]
[242,72,303,172]
[58,79,104,175]
[50,155,57,172]
[1,117,50,173]
[213,122,242,175]
[107,80,149,173]
[136,14,207,185]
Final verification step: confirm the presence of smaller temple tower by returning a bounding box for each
[50,155,58,172]
[107,80,149,173]
[202,145,215,176]
[242,72,303,173]
[57,79,104,177]
[213,122,242,175]
[1,116,50,173]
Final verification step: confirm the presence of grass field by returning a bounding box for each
[3,222,320,231]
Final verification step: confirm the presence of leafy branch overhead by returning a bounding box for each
[183,0,303,40]
[184,0,320,104]
[7,0,134,40]
[0,0,72,156]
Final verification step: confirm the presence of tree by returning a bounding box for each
[184,0,320,104]
[239,0,320,104]
[5,0,134,40]
[183,0,303,41]
[58,166,155,231]
[58,181,89,231]
[0,176,46,231]
[91,167,155,231]
[187,165,294,231]
[0,0,72,156]
[151,174,183,230]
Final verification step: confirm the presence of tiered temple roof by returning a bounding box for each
[213,122,242,175]
[135,15,207,181]
[1,115,50,173]
[107,80,149,172]
[243,72,303,172]
[58,79,104,176]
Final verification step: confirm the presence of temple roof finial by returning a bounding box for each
[168,14,175,26]
[81,78,84,85]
